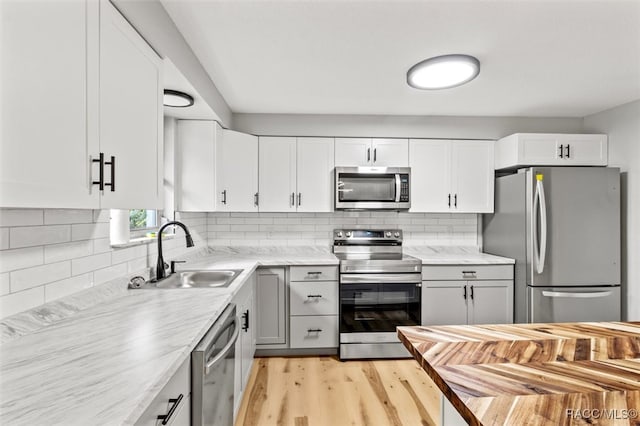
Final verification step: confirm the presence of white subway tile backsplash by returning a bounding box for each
[0,287,44,319]
[44,240,94,263]
[93,263,128,285]
[71,253,112,276]
[0,246,44,273]
[111,245,146,265]
[0,273,10,296]
[71,223,110,241]
[0,228,8,250]
[93,238,112,254]
[44,209,93,225]
[93,209,111,223]
[10,225,71,249]
[0,209,43,227]
[10,261,71,292]
[44,273,93,302]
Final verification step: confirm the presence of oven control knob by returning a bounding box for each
[394,232,400,238]
[345,231,352,237]
[336,231,343,238]
[385,231,392,237]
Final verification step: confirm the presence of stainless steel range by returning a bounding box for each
[333,229,422,360]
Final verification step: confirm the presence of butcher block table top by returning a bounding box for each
[397,322,640,426]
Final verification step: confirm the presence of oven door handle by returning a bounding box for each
[340,273,422,284]
[395,174,401,202]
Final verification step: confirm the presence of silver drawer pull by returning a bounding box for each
[307,328,322,333]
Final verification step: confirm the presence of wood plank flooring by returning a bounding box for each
[235,356,441,426]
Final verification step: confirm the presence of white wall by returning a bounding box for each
[163,117,177,220]
[583,100,640,321]
[232,113,584,139]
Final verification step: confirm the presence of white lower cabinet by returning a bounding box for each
[421,265,514,326]
[233,273,256,417]
[135,357,190,426]
[256,267,287,346]
[289,266,338,349]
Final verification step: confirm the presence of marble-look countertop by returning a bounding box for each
[0,245,511,425]
[405,246,515,264]
[398,322,640,426]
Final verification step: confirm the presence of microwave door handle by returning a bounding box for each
[395,174,401,202]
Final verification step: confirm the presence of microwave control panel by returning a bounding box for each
[399,175,409,202]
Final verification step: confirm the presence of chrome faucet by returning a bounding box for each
[155,221,194,281]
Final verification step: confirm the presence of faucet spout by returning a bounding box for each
[155,221,194,281]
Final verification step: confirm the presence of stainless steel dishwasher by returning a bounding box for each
[192,304,239,426]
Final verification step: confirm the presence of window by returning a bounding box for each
[129,209,158,232]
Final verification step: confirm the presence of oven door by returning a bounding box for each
[339,275,421,335]
[335,167,410,210]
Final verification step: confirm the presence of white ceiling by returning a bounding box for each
[163,58,216,119]
[161,0,640,118]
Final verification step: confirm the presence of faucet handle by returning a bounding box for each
[170,260,186,274]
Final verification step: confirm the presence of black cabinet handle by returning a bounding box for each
[254,192,259,207]
[91,153,104,191]
[103,155,115,192]
[559,144,564,158]
[157,393,183,425]
[463,286,467,300]
[291,192,295,207]
[221,190,227,205]
[297,192,302,207]
[307,328,322,333]
[448,194,451,207]
[307,294,322,298]
[373,148,377,163]
[565,144,571,158]
[367,148,371,162]
[242,310,249,332]
[470,285,474,300]
[454,194,457,208]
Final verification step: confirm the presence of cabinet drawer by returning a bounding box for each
[135,357,190,425]
[290,281,338,316]
[290,315,338,348]
[422,265,513,281]
[289,266,338,282]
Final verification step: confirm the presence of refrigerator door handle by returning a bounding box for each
[533,176,547,274]
[541,290,614,299]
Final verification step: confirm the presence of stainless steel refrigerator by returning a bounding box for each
[483,167,621,323]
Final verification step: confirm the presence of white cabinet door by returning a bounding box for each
[518,134,561,165]
[468,280,513,325]
[422,281,468,326]
[99,0,162,209]
[176,121,219,211]
[371,139,409,166]
[256,268,287,345]
[296,138,335,212]
[335,138,372,166]
[451,140,494,213]
[217,129,258,212]
[258,137,296,212]
[0,0,99,209]
[409,139,451,212]
[240,274,256,388]
[561,134,608,165]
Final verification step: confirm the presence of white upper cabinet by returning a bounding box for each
[410,139,494,213]
[217,129,258,212]
[296,138,335,212]
[258,137,297,212]
[258,137,334,212]
[99,0,162,209]
[495,133,608,170]
[0,0,99,208]
[176,121,221,211]
[0,0,162,210]
[335,138,408,167]
[371,139,409,166]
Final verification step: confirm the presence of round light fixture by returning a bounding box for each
[163,89,194,107]
[407,54,480,90]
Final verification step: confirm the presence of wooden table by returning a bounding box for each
[398,322,640,426]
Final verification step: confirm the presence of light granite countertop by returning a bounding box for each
[405,246,516,265]
[0,245,512,425]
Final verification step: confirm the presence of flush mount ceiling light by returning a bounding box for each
[407,54,480,90]
[163,89,194,107]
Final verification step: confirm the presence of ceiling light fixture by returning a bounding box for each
[407,54,480,90]
[163,89,194,107]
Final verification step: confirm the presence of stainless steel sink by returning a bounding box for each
[143,269,243,289]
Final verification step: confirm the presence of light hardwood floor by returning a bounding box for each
[235,356,441,426]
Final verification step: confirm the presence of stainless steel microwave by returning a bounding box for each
[335,167,411,210]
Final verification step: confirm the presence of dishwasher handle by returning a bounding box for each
[204,317,239,375]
